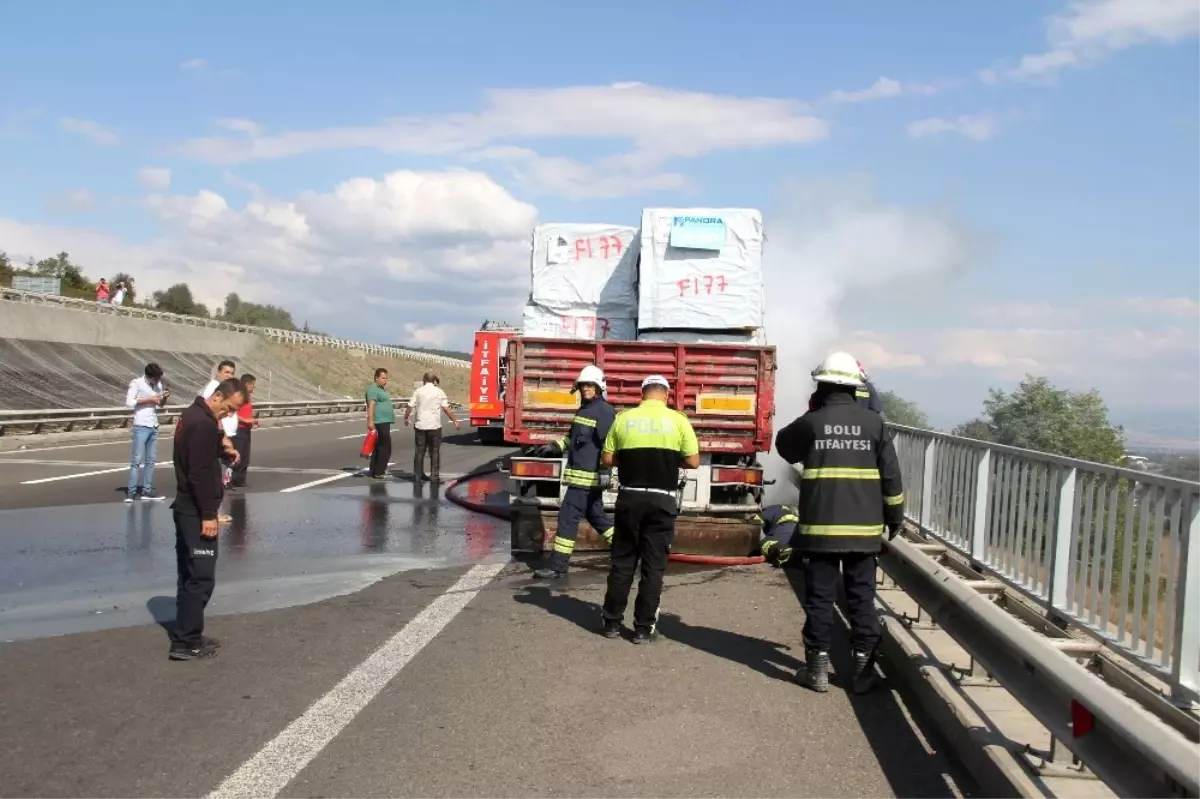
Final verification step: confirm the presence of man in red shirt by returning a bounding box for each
[229,374,259,489]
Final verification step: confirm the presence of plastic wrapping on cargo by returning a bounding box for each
[636,329,765,346]
[529,223,638,314]
[521,303,636,341]
[636,208,765,330]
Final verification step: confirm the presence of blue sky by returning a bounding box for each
[1,0,1197,438]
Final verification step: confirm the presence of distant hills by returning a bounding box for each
[391,345,471,362]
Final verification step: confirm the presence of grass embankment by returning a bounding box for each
[261,341,470,404]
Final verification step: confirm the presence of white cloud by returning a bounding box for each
[176,82,829,197]
[216,117,263,137]
[137,167,172,191]
[181,58,207,70]
[827,76,943,104]
[907,114,1001,141]
[974,296,1200,322]
[402,322,476,349]
[0,168,539,347]
[59,117,119,146]
[47,188,97,212]
[462,146,690,199]
[984,0,1199,82]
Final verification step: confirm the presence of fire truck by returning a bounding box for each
[467,320,521,444]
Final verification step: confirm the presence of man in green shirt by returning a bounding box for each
[365,368,395,479]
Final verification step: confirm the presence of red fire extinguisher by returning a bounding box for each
[360,429,378,458]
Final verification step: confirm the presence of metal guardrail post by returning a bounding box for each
[1171,495,1200,705]
[970,448,991,561]
[1047,466,1078,612]
[920,438,937,531]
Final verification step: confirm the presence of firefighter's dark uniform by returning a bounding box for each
[775,389,904,691]
[856,379,883,413]
[753,503,799,561]
[600,399,699,641]
[535,394,616,575]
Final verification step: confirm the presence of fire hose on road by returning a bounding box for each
[443,465,766,566]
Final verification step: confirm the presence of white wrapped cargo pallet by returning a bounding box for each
[529,223,638,314]
[521,302,636,341]
[636,208,765,331]
[636,329,766,346]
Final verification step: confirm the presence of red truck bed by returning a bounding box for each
[503,337,776,454]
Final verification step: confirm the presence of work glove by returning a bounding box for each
[597,471,612,492]
[887,524,902,541]
[531,442,561,458]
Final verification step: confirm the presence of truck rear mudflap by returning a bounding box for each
[510,501,760,558]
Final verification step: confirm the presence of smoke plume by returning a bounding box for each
[761,174,980,500]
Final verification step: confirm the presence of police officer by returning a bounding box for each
[775,351,905,694]
[529,365,616,579]
[598,374,699,644]
[753,503,799,560]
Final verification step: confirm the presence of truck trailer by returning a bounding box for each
[504,336,777,557]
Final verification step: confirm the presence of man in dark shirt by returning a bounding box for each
[169,378,245,661]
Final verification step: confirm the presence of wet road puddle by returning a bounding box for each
[0,479,509,642]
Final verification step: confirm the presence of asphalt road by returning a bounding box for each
[0,420,975,798]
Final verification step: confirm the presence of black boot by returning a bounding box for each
[852,649,879,694]
[801,647,829,692]
[532,564,567,579]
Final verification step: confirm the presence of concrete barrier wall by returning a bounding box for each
[0,302,259,356]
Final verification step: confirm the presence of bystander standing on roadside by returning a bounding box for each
[229,374,259,489]
[168,377,245,661]
[200,360,241,522]
[404,372,459,482]
[95,278,109,303]
[365,368,394,480]
[124,362,169,502]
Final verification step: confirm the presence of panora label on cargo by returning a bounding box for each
[669,215,726,251]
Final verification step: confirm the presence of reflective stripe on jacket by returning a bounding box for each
[774,392,904,554]
[554,396,616,488]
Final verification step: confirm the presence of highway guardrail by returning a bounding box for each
[0,287,469,369]
[0,399,466,436]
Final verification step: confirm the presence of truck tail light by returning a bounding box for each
[511,458,561,480]
[711,466,764,485]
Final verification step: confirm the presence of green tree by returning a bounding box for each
[953,375,1125,464]
[217,292,298,330]
[152,283,209,317]
[0,250,12,286]
[35,251,89,294]
[879,390,930,428]
[1162,455,1200,483]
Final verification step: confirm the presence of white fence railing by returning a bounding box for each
[0,399,465,436]
[888,423,1200,706]
[0,287,469,369]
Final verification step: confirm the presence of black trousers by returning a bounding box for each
[369,423,392,477]
[231,428,251,486]
[801,552,881,653]
[170,509,218,648]
[602,491,676,633]
[414,427,442,479]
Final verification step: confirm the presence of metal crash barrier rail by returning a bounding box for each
[0,287,469,369]
[0,400,466,436]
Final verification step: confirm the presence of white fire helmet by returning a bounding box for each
[573,364,606,393]
[811,351,865,387]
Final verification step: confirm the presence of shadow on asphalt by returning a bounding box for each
[782,565,971,799]
[146,596,175,641]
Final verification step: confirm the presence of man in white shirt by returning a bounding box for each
[199,360,241,520]
[404,372,460,482]
[125,362,169,502]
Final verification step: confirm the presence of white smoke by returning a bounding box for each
[761,174,981,501]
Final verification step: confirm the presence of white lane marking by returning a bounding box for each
[336,433,365,440]
[1,418,361,455]
[206,561,508,799]
[277,462,390,493]
[20,461,172,485]
[0,459,129,467]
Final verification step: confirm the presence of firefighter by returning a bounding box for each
[774,351,905,695]
[855,360,884,414]
[752,503,799,561]
[529,365,616,579]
